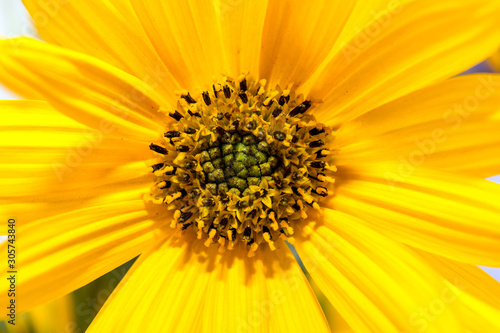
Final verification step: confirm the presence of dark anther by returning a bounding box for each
[273,131,286,141]
[246,122,256,130]
[181,222,192,230]
[291,186,300,196]
[202,198,215,207]
[216,126,231,142]
[308,173,322,182]
[213,85,218,98]
[279,197,288,207]
[184,161,197,169]
[239,92,248,103]
[164,131,181,138]
[292,171,303,180]
[247,238,255,246]
[278,95,290,106]
[202,91,211,106]
[242,227,252,242]
[159,181,171,189]
[149,143,168,155]
[309,127,325,136]
[217,217,228,231]
[289,100,312,117]
[230,120,240,131]
[184,127,197,134]
[165,166,177,175]
[180,173,190,182]
[312,187,328,197]
[272,106,283,117]
[187,110,202,117]
[151,163,164,172]
[292,203,300,211]
[310,161,326,169]
[291,135,299,143]
[215,126,225,136]
[176,145,190,152]
[217,112,224,120]
[238,200,249,209]
[247,209,258,219]
[223,85,231,98]
[272,174,283,188]
[263,226,271,235]
[219,189,229,201]
[229,228,237,241]
[189,188,201,199]
[181,93,196,104]
[309,140,325,148]
[169,110,184,121]
[239,78,248,92]
[178,211,193,223]
[315,149,329,158]
[180,189,188,198]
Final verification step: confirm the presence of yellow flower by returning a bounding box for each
[2,0,500,332]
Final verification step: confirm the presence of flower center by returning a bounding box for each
[145,75,336,256]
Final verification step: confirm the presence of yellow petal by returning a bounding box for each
[0,196,168,315]
[216,0,268,77]
[336,74,500,178]
[302,0,415,90]
[303,268,355,332]
[296,209,461,333]
[331,166,500,266]
[0,37,164,142]
[416,251,500,332]
[0,100,153,198]
[259,0,356,88]
[308,0,500,128]
[330,0,415,57]
[489,49,500,72]
[88,233,330,332]
[21,0,181,105]
[130,0,227,92]
[0,63,44,100]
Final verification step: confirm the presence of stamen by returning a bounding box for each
[165,131,181,138]
[202,91,211,106]
[181,93,197,104]
[169,110,184,121]
[289,100,312,117]
[147,76,335,253]
[149,144,168,155]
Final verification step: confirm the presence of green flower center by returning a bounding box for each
[199,131,281,196]
[146,76,336,256]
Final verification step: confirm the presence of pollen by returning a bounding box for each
[146,76,336,255]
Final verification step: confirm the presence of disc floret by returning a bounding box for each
[145,76,336,256]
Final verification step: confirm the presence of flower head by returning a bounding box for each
[2,1,500,332]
